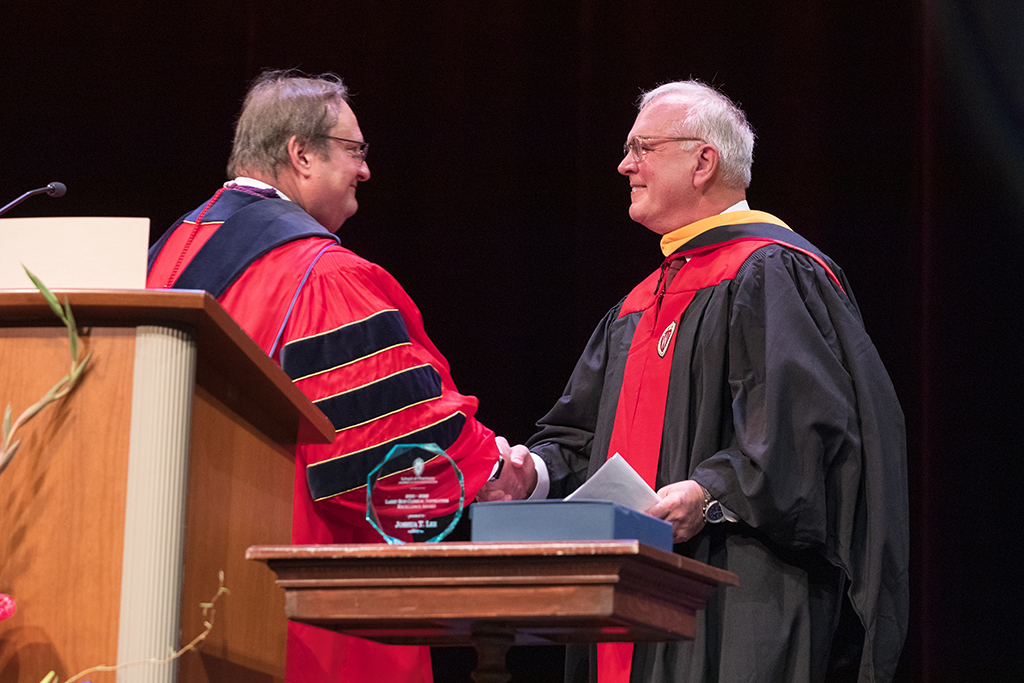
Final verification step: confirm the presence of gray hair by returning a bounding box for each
[226,69,350,179]
[639,81,754,189]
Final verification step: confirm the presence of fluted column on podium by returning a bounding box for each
[116,326,197,683]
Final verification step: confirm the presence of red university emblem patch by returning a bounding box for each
[657,321,676,358]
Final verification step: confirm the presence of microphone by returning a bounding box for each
[0,182,68,217]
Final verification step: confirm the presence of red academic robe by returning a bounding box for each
[149,187,498,682]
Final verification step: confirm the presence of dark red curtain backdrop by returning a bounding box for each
[2,1,1021,681]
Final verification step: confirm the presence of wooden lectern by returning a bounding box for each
[0,290,334,683]
[248,541,739,683]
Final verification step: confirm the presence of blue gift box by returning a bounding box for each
[468,499,673,552]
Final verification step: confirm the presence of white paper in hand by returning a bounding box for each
[564,453,660,514]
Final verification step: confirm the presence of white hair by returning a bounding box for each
[639,81,754,189]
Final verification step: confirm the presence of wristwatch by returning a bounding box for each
[699,485,726,524]
[488,457,505,482]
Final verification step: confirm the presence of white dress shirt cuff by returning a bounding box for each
[527,452,550,499]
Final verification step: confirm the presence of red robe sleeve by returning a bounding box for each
[277,247,497,534]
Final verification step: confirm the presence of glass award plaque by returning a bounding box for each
[366,443,465,544]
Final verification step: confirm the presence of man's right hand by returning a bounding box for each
[477,436,537,501]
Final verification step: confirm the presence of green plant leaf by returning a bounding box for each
[64,299,79,360]
[23,266,65,322]
[69,352,92,384]
[0,440,20,475]
[2,267,91,486]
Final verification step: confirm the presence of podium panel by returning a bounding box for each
[0,327,135,681]
[176,383,295,682]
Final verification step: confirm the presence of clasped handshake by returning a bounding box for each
[475,436,537,502]
[475,437,707,543]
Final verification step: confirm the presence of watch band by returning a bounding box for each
[699,484,726,524]
[488,457,505,482]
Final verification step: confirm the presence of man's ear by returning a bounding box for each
[692,144,719,189]
[286,135,315,178]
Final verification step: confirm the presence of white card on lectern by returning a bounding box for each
[0,216,150,289]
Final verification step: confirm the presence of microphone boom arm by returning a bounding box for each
[0,182,67,218]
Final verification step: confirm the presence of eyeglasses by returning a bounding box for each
[623,135,705,163]
[320,135,369,161]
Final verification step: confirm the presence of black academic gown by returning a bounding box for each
[528,222,909,683]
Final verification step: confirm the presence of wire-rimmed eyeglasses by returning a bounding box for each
[623,135,704,163]
[320,135,369,161]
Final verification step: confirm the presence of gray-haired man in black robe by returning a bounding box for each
[480,81,908,683]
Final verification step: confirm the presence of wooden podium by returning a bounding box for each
[0,290,334,683]
[248,541,739,683]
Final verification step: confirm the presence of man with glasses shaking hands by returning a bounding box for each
[484,81,909,683]
[149,70,524,683]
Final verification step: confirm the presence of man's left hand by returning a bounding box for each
[646,480,706,543]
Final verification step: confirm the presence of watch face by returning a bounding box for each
[705,501,725,523]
